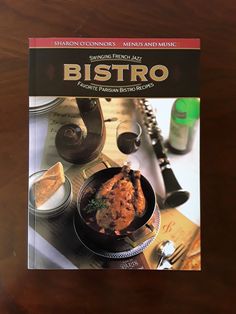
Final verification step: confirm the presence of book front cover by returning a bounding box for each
[28,38,200,270]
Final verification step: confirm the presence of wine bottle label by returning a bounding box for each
[169,119,189,150]
[172,107,187,119]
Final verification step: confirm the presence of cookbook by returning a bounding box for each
[28,38,200,270]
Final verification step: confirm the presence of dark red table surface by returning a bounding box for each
[0,0,235,313]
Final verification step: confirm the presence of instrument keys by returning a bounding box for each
[151,138,158,145]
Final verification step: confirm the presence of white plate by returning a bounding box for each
[29,170,71,211]
[29,97,58,108]
[29,98,64,115]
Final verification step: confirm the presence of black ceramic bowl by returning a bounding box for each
[76,167,157,252]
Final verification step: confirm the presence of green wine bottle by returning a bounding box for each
[168,98,200,154]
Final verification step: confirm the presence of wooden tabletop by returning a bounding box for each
[0,0,235,313]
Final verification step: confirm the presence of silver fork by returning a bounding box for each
[157,244,186,270]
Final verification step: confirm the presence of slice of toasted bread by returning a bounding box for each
[33,162,65,208]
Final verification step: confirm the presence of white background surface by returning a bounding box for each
[146,98,200,226]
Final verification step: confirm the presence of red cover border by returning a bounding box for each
[29,38,200,49]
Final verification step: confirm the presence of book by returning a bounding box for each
[28,38,200,270]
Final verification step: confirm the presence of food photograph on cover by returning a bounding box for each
[28,96,200,270]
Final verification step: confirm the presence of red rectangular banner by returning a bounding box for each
[29,38,200,49]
